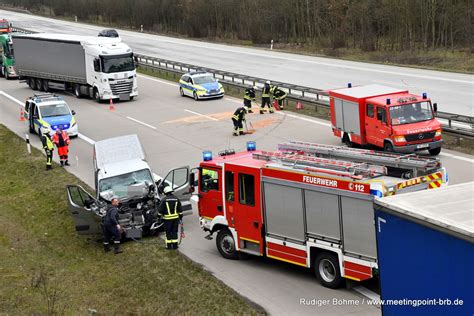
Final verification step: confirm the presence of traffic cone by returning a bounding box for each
[109,98,115,111]
[296,102,304,110]
[19,107,26,121]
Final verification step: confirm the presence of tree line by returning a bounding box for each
[1,0,472,51]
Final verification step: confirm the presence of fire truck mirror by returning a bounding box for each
[189,172,196,187]
[433,103,438,114]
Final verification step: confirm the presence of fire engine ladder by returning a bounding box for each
[253,151,386,180]
[278,141,441,177]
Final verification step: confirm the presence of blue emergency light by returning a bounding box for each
[202,150,213,161]
[347,83,352,88]
[422,92,427,99]
[246,141,256,151]
[370,189,383,198]
[386,98,391,105]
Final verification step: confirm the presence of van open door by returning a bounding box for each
[159,166,193,214]
[66,185,102,235]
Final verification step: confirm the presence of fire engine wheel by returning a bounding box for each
[315,252,343,289]
[342,133,352,147]
[383,142,394,152]
[428,147,441,156]
[216,229,239,260]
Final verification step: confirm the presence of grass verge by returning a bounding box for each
[0,125,263,315]
[138,66,474,155]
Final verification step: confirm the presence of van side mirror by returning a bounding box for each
[93,58,100,72]
[71,110,76,115]
[433,103,438,115]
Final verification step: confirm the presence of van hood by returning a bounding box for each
[392,119,441,136]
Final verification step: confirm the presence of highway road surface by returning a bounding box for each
[1,9,473,117]
[1,71,473,315]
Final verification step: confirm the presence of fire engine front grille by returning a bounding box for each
[110,81,133,95]
[405,131,436,142]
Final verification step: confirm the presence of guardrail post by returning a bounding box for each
[74,16,77,22]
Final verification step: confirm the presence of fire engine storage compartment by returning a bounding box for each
[262,166,377,261]
[374,182,473,316]
[330,84,406,141]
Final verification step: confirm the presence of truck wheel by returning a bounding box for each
[216,228,239,260]
[314,252,344,289]
[37,79,44,91]
[383,142,394,152]
[30,78,38,90]
[428,147,441,156]
[0,66,4,77]
[74,84,82,98]
[193,91,199,101]
[4,70,8,80]
[42,80,50,92]
[179,87,185,97]
[93,88,101,103]
[342,133,352,147]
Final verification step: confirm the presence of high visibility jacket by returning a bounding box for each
[159,194,183,220]
[262,84,271,98]
[271,86,288,100]
[41,134,54,151]
[52,130,70,147]
[232,107,246,121]
[244,88,256,101]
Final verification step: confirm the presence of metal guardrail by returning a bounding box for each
[135,54,473,138]
[11,27,474,137]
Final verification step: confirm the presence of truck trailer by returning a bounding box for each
[375,182,473,316]
[197,141,447,289]
[12,33,138,102]
[329,84,443,155]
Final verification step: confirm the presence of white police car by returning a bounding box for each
[24,94,78,137]
[179,71,224,101]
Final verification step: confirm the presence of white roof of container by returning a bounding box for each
[13,33,121,45]
[331,84,406,99]
[94,134,146,170]
[376,182,474,240]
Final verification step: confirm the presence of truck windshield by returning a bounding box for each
[101,53,135,73]
[40,103,71,117]
[99,169,153,199]
[194,76,215,85]
[0,22,8,29]
[389,102,433,126]
[4,41,13,58]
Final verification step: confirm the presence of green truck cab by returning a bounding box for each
[0,33,17,79]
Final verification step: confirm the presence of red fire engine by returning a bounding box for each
[197,141,446,288]
[329,84,443,155]
[0,19,12,34]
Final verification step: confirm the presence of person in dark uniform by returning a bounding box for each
[260,80,274,114]
[231,107,246,136]
[102,197,123,254]
[158,186,183,250]
[270,85,288,110]
[243,85,256,113]
[40,127,54,170]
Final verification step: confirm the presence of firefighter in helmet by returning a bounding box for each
[231,106,246,136]
[260,80,274,114]
[40,127,54,170]
[243,85,257,113]
[158,185,183,250]
[270,85,288,110]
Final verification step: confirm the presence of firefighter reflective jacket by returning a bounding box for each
[41,134,54,151]
[262,84,271,98]
[244,88,256,101]
[232,107,246,121]
[159,194,183,220]
[271,86,288,100]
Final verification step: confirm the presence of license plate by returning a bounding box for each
[119,94,130,101]
[416,144,429,149]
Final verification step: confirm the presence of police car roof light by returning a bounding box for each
[203,150,213,161]
[247,141,256,151]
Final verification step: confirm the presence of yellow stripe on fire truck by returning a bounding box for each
[396,172,443,190]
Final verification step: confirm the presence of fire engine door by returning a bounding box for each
[226,165,263,255]
[198,167,223,220]
[365,104,389,147]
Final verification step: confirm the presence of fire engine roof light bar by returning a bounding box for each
[247,141,256,151]
[202,150,212,161]
[386,98,391,105]
[422,92,427,99]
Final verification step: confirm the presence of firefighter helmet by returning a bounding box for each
[163,186,173,194]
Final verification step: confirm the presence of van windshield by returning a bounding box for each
[101,53,135,73]
[389,102,434,126]
[40,103,70,117]
[99,169,153,199]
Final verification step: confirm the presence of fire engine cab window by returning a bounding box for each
[377,107,386,123]
[238,173,255,206]
[201,168,219,192]
[366,104,374,117]
[225,171,234,201]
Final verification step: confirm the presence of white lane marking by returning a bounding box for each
[137,73,178,87]
[126,116,157,130]
[184,109,219,121]
[0,90,96,145]
[353,286,380,303]
[281,112,331,127]
[440,152,474,163]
